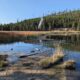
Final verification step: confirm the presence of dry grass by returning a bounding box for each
[0,30,80,36]
[0,31,51,36]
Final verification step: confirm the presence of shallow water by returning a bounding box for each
[0,42,52,63]
[0,42,52,55]
[0,34,80,70]
[64,50,80,70]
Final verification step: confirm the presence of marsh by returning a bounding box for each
[0,33,80,80]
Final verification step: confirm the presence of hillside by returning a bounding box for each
[0,10,80,31]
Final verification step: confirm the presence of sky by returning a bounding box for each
[0,0,80,24]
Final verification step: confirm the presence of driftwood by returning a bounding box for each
[59,60,76,70]
[39,53,65,69]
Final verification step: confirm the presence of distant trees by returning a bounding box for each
[0,10,80,31]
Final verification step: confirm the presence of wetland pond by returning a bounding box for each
[0,33,80,70]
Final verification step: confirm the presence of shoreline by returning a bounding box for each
[0,56,80,80]
[0,30,80,36]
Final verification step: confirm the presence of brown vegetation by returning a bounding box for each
[0,30,80,36]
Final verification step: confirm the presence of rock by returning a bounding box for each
[11,48,13,50]
[2,61,9,67]
[23,62,33,66]
[0,68,5,71]
[0,55,8,61]
[19,55,27,58]
[35,48,40,51]
[31,50,35,53]
[0,55,9,68]
[0,61,9,68]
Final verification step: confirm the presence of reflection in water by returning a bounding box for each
[0,42,50,55]
[0,33,38,44]
[40,34,80,70]
[42,34,80,51]
[46,34,80,43]
[0,42,52,63]
[64,51,80,70]
[0,33,80,70]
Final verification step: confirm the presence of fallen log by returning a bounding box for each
[59,60,76,70]
[39,53,65,69]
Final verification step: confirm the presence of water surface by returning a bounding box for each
[0,33,80,70]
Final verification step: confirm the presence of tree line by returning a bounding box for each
[0,10,80,31]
